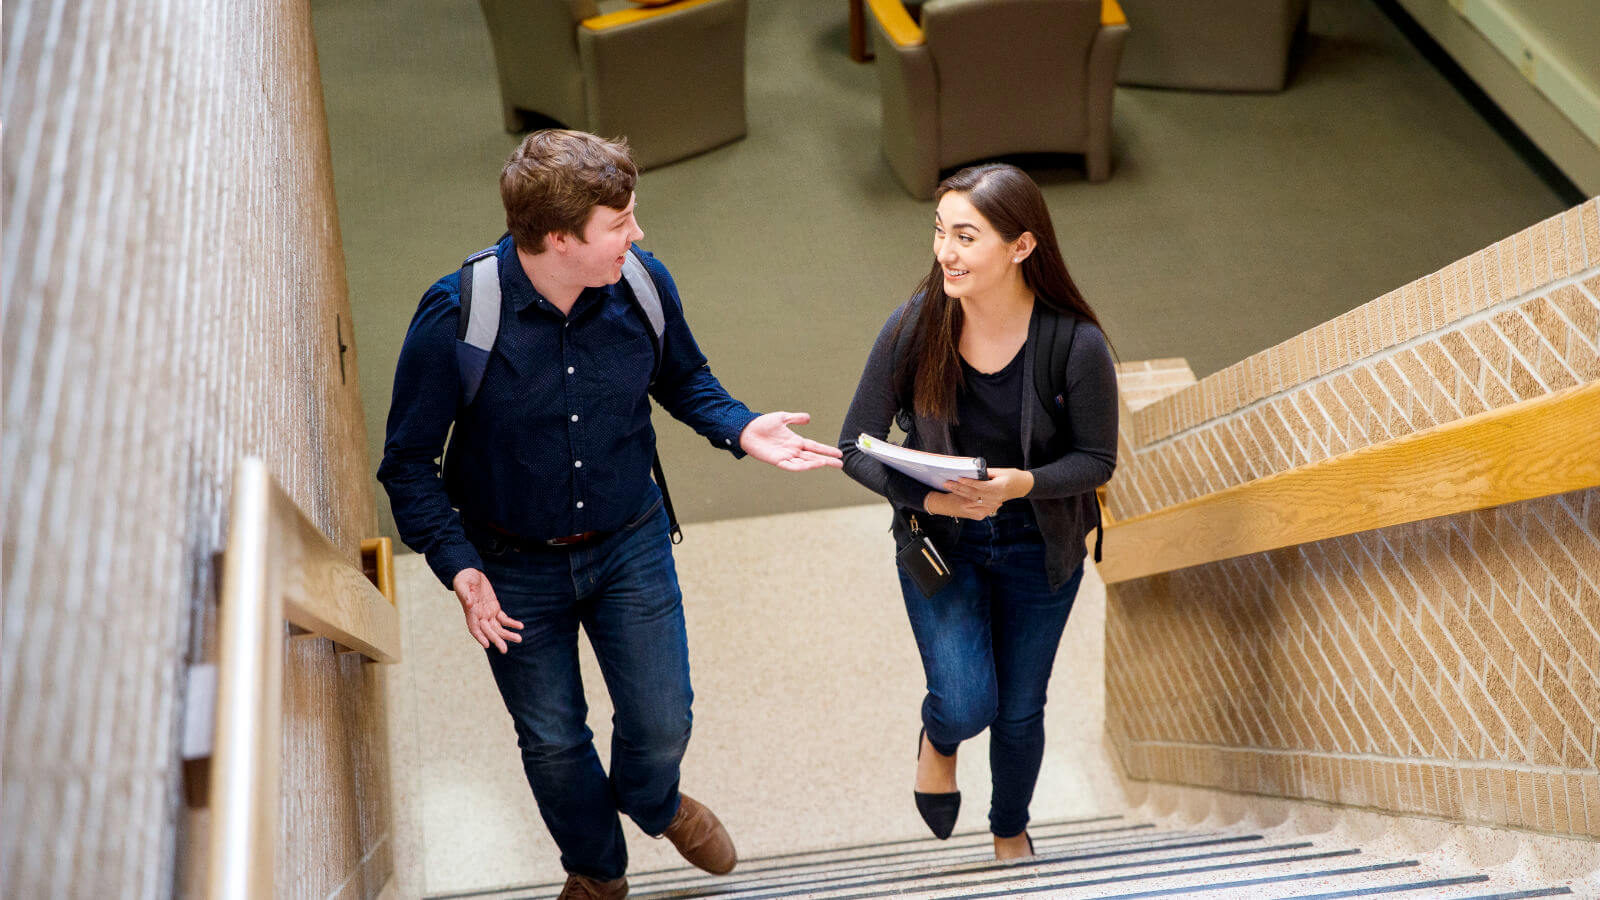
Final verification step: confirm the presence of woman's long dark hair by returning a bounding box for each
[893,164,1106,422]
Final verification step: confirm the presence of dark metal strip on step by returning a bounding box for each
[633,841,1327,900]
[712,814,1127,866]
[656,816,1141,876]
[619,822,1166,888]
[887,851,1382,900]
[627,833,1274,897]
[1446,883,1568,890]
[1033,828,1235,853]
[1272,875,1493,899]
[630,839,1305,896]
[470,817,1140,898]
[623,836,1182,895]
[622,836,1167,896]
[659,848,1366,900]
[1072,860,1423,900]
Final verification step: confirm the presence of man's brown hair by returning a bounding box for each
[500,130,638,254]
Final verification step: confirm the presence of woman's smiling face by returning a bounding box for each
[933,190,1021,301]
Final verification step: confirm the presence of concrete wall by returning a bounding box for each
[1,1,390,896]
[1104,200,1600,837]
[1390,0,1600,194]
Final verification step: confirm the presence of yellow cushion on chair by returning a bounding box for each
[582,0,715,30]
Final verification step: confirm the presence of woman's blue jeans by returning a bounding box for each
[475,502,689,882]
[899,502,1084,838]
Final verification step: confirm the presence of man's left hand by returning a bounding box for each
[739,411,844,471]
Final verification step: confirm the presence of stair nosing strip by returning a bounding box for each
[426,816,1135,898]
[624,833,1273,896]
[628,841,1323,900]
[619,827,1244,890]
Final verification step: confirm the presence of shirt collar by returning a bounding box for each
[497,233,614,318]
[496,233,541,314]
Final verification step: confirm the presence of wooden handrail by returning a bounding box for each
[1098,380,1600,584]
[207,458,400,897]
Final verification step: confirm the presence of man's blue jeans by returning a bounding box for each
[899,502,1085,838]
[475,501,689,882]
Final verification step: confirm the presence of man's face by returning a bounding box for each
[572,193,645,287]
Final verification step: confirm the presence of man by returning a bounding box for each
[378,130,841,900]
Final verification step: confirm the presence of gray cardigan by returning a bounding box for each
[839,296,1118,590]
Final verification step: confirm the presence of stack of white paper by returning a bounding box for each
[855,433,987,491]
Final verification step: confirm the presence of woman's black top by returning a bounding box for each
[953,351,1025,470]
[839,297,1118,591]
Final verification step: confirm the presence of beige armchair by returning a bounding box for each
[866,0,1129,199]
[1116,0,1309,91]
[478,0,748,170]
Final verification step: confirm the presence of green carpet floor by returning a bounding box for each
[311,0,1569,536]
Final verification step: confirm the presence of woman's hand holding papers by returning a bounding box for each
[924,467,1035,520]
[925,489,987,520]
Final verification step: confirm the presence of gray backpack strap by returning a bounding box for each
[620,247,665,340]
[460,245,655,406]
[456,247,502,406]
[619,247,683,544]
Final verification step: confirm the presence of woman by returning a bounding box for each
[839,164,1117,860]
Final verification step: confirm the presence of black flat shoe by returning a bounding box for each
[914,727,959,840]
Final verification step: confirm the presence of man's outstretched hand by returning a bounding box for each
[738,411,844,471]
[453,567,523,654]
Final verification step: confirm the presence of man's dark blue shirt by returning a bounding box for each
[378,235,759,587]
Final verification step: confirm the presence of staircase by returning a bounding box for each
[460,816,1577,900]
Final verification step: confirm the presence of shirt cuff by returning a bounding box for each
[722,410,762,459]
[427,541,485,590]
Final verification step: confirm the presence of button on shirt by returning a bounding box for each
[378,235,759,587]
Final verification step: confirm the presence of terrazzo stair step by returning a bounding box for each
[465,816,1577,900]
[616,817,1153,896]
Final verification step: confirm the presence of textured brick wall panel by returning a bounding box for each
[1109,489,1600,835]
[2,1,388,897]
[1105,200,1600,838]
[1108,201,1600,522]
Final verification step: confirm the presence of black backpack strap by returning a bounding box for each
[653,452,683,545]
[456,260,474,341]
[1092,499,1104,563]
[1034,309,1102,560]
[1032,309,1077,426]
[890,301,920,435]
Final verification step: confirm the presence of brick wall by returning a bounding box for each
[1110,201,1599,520]
[1104,199,1600,837]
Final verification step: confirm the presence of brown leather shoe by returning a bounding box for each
[659,792,737,875]
[555,873,628,900]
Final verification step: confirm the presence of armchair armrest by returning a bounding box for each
[1084,9,1127,180]
[865,0,924,48]
[581,0,716,31]
[576,0,747,169]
